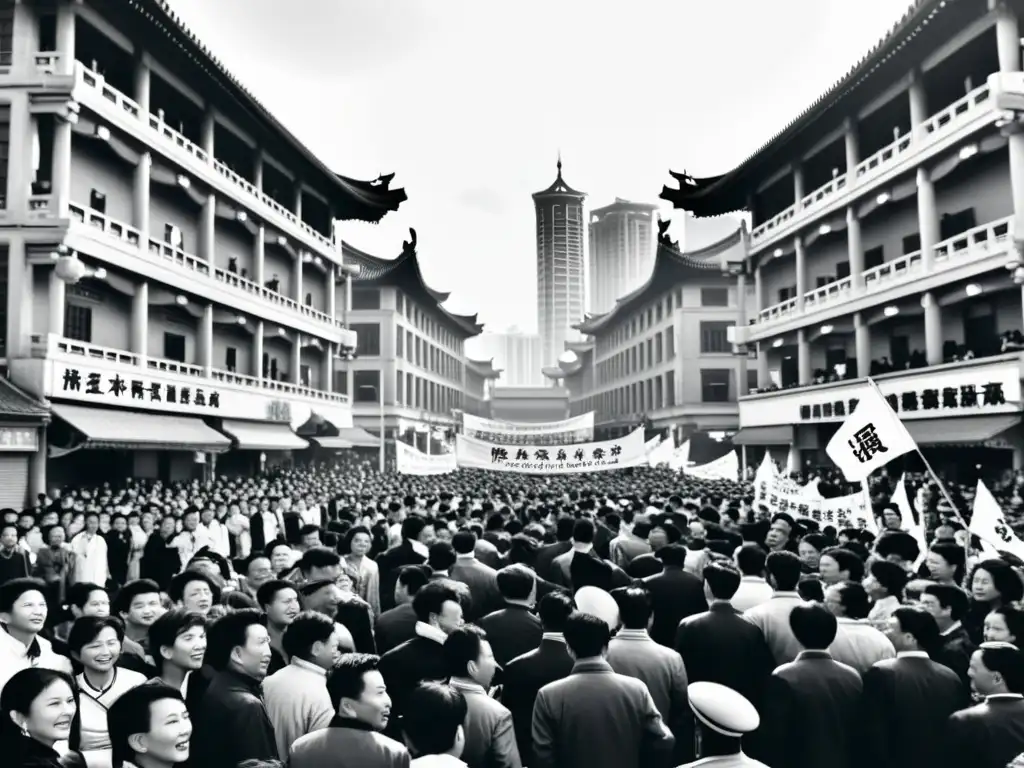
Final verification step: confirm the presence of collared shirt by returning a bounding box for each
[795,649,833,662]
[896,650,930,659]
[411,540,430,559]
[940,620,964,637]
[613,628,650,641]
[449,676,486,695]
[541,632,565,643]
[731,576,774,613]
[571,543,594,554]
[415,621,448,645]
[986,693,1024,701]
[412,754,468,768]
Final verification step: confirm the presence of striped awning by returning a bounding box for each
[219,420,308,451]
[311,436,355,450]
[52,404,231,452]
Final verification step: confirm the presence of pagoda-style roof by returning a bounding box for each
[576,221,743,335]
[127,0,407,223]
[0,378,49,420]
[466,358,502,378]
[660,0,967,218]
[342,229,484,338]
[533,158,586,199]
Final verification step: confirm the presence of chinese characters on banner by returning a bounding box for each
[825,381,916,482]
[753,456,877,531]
[59,366,222,409]
[455,427,645,474]
[799,380,1009,421]
[461,412,595,446]
[395,440,458,476]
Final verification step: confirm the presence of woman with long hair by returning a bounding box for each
[0,667,82,768]
[965,558,1024,644]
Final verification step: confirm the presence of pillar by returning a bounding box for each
[6,240,30,356]
[253,320,264,380]
[994,0,1022,73]
[201,110,215,158]
[847,206,864,289]
[52,117,72,216]
[797,328,811,385]
[134,58,151,115]
[793,166,805,209]
[753,265,764,314]
[327,265,337,321]
[294,184,303,219]
[736,271,749,388]
[908,69,928,135]
[324,343,334,392]
[794,237,806,311]
[756,341,769,387]
[54,1,75,75]
[29,430,46,499]
[253,225,265,286]
[200,194,215,264]
[295,254,304,304]
[253,150,264,191]
[922,292,943,366]
[6,98,31,215]
[291,336,302,386]
[131,281,148,357]
[11,3,38,69]
[200,304,214,376]
[133,153,151,238]
[48,268,65,337]
[844,118,859,174]
[853,311,870,378]
[916,167,940,268]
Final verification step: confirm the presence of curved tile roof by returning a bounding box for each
[660,0,960,217]
[533,159,586,198]
[466,358,502,378]
[0,378,49,419]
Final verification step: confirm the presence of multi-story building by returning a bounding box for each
[534,158,586,366]
[564,222,751,441]
[467,327,544,386]
[464,358,501,418]
[333,235,483,454]
[663,0,1024,475]
[588,199,657,315]
[0,0,411,495]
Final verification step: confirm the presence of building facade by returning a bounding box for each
[464,358,500,418]
[0,0,409,494]
[663,0,1024,476]
[588,199,657,315]
[534,158,586,367]
[565,222,753,440]
[489,385,570,423]
[467,328,544,387]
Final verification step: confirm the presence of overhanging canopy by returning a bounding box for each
[220,420,308,451]
[730,425,794,446]
[52,404,231,452]
[334,427,380,448]
[905,415,1020,446]
[312,436,355,450]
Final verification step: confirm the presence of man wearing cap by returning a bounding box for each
[679,682,768,767]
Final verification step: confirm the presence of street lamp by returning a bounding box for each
[358,383,385,474]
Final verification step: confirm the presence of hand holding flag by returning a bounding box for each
[825,380,917,482]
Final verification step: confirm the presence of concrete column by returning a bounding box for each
[756,341,769,387]
[133,153,151,238]
[253,150,264,191]
[6,240,30,357]
[200,304,214,376]
[844,118,860,174]
[797,328,811,385]
[54,1,75,75]
[200,194,216,264]
[131,281,148,357]
[753,265,763,314]
[294,184,303,220]
[201,110,215,158]
[794,237,807,311]
[253,225,265,285]
[134,58,151,115]
[48,269,65,337]
[994,0,1022,72]
[346,365,353,400]
[7,97,33,216]
[11,3,38,69]
[922,291,943,366]
[295,254,304,304]
[736,270,749,391]
[916,167,940,268]
[327,265,337,321]
[253,321,264,380]
[29,429,46,500]
[291,337,302,385]
[52,117,72,216]
[854,311,870,378]
[847,206,864,289]
[908,70,928,134]
[793,166,805,209]
[324,344,334,391]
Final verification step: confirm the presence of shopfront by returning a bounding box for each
[0,379,49,508]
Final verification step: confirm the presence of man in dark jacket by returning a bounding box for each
[534,517,574,582]
[376,517,431,612]
[643,545,707,647]
[922,583,975,688]
[375,564,431,654]
[479,564,543,667]
[189,609,278,767]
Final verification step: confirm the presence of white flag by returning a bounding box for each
[825,381,917,482]
[890,475,926,566]
[971,480,1024,560]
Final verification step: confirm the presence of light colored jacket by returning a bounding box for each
[262,658,334,759]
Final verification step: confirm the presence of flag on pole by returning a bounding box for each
[971,480,1024,561]
[825,380,917,482]
[890,474,926,567]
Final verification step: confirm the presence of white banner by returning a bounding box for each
[455,428,645,474]
[461,412,594,445]
[685,450,739,481]
[395,440,458,475]
[752,458,876,530]
[647,436,676,467]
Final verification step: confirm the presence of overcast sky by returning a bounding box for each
[167,0,914,332]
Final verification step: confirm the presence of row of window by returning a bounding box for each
[596,326,676,385]
[396,327,463,382]
[395,292,465,355]
[595,286,730,356]
[335,368,466,416]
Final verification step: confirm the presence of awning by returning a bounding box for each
[220,420,309,451]
[731,425,794,446]
[52,404,231,452]
[311,436,355,450]
[334,426,380,448]
[905,415,1020,446]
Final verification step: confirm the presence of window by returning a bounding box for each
[778,286,797,302]
[0,107,9,208]
[163,333,186,362]
[164,224,183,250]
[396,370,404,405]
[64,304,92,342]
[902,233,921,254]
[747,368,758,393]
[700,321,732,354]
[225,346,237,372]
[815,275,833,288]
[334,369,348,395]
[89,189,106,214]
[665,326,675,359]
[351,323,381,356]
[396,329,404,358]
[700,287,729,307]
[664,371,675,407]
[0,6,12,66]
[300,365,311,387]
[700,369,732,402]
[351,289,381,310]
[836,261,851,279]
[864,246,884,270]
[353,370,381,402]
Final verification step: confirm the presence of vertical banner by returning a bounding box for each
[395,440,458,475]
[455,428,645,474]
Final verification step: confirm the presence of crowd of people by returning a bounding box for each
[1,458,1024,768]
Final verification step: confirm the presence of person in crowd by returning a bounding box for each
[534,518,573,582]
[167,570,217,617]
[864,559,907,626]
[609,510,652,570]
[141,516,179,593]
[731,543,773,612]
[0,577,73,694]
[925,541,967,587]
[33,525,73,608]
[758,603,863,768]
[861,606,966,768]
[0,668,80,768]
[70,513,108,587]
[289,653,409,768]
[50,582,110,657]
[823,581,896,674]
[448,531,501,622]
[106,683,191,768]
[921,583,976,686]
[680,681,768,768]
[113,579,163,676]
[743,550,804,665]
[796,531,826,574]
[641,544,706,648]
[146,610,207,704]
[817,547,864,587]
[477,565,542,667]
[262,611,340,759]
[442,625,520,768]
[530,612,675,768]
[256,579,302,674]
[966,559,1024,644]
[376,565,431,654]
[0,522,32,586]
[401,682,468,767]
[377,518,431,613]
[170,509,211,571]
[984,605,1024,647]
[344,526,382,618]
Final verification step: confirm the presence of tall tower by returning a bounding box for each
[588,199,658,315]
[533,155,586,367]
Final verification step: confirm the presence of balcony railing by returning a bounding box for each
[74,64,338,260]
[756,216,1014,325]
[68,202,336,329]
[39,335,349,405]
[751,81,993,246]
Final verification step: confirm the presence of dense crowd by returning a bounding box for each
[2,459,1024,768]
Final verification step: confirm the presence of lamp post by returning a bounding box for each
[358,384,385,474]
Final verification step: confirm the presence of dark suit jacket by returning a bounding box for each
[937,623,976,690]
[190,668,279,767]
[757,650,863,768]
[944,695,1024,768]
[644,567,707,648]
[479,604,543,667]
[449,556,503,621]
[861,654,967,768]
[502,637,574,766]
[374,603,417,654]
[626,553,664,579]
[377,633,448,740]
[535,541,572,582]
[376,541,427,611]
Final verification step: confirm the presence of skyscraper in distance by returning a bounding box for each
[588,199,658,315]
[467,327,544,387]
[533,155,586,366]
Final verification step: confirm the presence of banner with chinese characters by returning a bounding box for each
[685,450,739,481]
[395,440,458,476]
[461,412,594,445]
[752,457,876,530]
[454,427,645,474]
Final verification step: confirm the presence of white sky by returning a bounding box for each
[166,0,915,332]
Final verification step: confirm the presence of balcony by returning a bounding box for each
[72,63,340,262]
[750,78,1001,252]
[745,216,1014,342]
[10,333,352,427]
[65,202,345,342]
